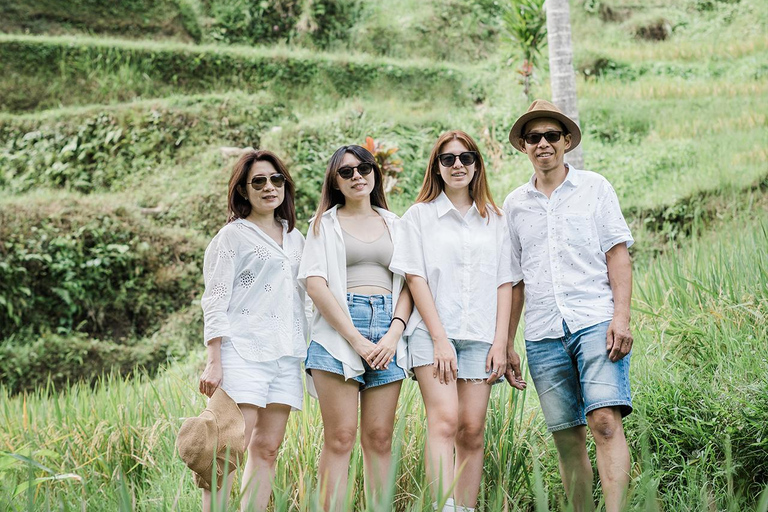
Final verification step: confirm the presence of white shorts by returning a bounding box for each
[219,340,304,411]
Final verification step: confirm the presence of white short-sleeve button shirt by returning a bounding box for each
[503,167,634,342]
[391,192,520,344]
[201,218,308,361]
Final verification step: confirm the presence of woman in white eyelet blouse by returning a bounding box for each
[197,150,308,512]
[389,130,519,512]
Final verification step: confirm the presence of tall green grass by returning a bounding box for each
[1,205,766,510]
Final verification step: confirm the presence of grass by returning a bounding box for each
[1,203,766,510]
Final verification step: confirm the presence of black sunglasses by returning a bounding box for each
[248,173,286,190]
[437,151,478,168]
[523,131,563,145]
[337,163,374,180]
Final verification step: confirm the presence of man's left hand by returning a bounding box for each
[606,317,632,362]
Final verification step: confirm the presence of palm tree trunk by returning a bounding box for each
[546,0,584,168]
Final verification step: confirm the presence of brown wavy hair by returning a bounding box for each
[415,130,500,219]
[311,145,388,234]
[227,149,297,231]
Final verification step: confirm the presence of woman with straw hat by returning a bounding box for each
[197,149,308,511]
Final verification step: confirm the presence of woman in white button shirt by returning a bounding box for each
[390,130,516,512]
[198,150,308,512]
[299,145,413,511]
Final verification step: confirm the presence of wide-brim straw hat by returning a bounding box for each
[508,99,582,153]
[176,388,245,491]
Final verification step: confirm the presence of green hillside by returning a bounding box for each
[0,0,766,509]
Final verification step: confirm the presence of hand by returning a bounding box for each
[504,348,527,390]
[368,329,398,370]
[485,341,507,384]
[607,316,633,362]
[351,335,377,361]
[199,358,223,397]
[433,338,457,385]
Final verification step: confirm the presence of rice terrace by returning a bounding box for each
[0,0,766,510]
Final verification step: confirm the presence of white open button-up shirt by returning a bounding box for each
[503,167,634,342]
[201,218,308,361]
[391,192,520,344]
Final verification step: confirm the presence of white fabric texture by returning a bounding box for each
[503,167,634,342]
[298,205,408,397]
[201,218,308,361]
[390,191,519,344]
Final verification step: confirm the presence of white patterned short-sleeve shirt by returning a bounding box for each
[503,167,633,342]
[201,218,308,361]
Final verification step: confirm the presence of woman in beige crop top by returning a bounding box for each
[301,145,413,511]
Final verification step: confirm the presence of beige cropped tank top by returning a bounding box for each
[342,227,394,291]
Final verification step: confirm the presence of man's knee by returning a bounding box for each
[587,407,624,442]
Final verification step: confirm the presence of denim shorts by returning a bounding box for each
[407,328,503,383]
[525,320,632,432]
[305,293,406,391]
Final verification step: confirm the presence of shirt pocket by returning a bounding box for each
[562,213,596,247]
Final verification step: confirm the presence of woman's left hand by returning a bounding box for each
[485,341,507,384]
[367,330,398,370]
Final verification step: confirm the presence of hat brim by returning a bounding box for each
[508,110,581,153]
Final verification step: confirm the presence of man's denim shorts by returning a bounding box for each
[525,320,632,433]
[408,328,504,384]
[305,293,406,391]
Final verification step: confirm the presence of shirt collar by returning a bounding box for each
[526,164,581,194]
[435,191,478,218]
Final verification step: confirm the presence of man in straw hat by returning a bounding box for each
[177,388,245,505]
[502,99,634,512]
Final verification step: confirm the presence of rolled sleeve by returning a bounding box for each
[201,233,236,345]
[389,208,427,279]
[505,207,525,285]
[298,219,329,289]
[595,180,634,252]
[496,217,519,287]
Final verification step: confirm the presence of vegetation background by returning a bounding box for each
[0,0,766,510]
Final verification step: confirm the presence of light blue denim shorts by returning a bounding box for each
[407,328,503,384]
[525,320,632,433]
[305,293,406,391]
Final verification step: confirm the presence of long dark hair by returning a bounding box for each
[227,150,297,231]
[416,130,500,218]
[311,145,388,234]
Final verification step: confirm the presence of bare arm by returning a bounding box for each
[504,282,527,389]
[486,282,512,383]
[405,274,456,384]
[306,276,374,360]
[199,337,223,397]
[368,282,414,370]
[605,242,633,362]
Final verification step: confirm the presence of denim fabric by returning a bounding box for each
[305,293,406,391]
[525,320,632,432]
[407,328,504,384]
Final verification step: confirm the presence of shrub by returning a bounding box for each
[0,196,204,340]
[0,93,290,193]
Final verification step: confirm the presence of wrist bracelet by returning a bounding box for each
[391,316,407,330]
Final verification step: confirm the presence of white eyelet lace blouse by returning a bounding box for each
[201,218,308,361]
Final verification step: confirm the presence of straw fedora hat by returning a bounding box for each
[508,99,582,153]
[176,388,245,491]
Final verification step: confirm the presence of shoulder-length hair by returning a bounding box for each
[311,145,388,234]
[415,130,500,218]
[227,149,297,232]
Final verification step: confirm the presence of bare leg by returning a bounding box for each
[313,370,361,512]
[202,404,259,512]
[552,426,594,512]
[454,380,492,509]
[414,366,459,504]
[359,380,402,504]
[240,403,292,511]
[587,407,630,512]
